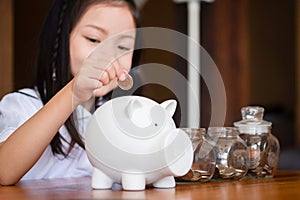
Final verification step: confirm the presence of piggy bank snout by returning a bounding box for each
[163,129,193,177]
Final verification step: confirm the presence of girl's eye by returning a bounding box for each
[86,37,100,43]
[118,45,130,51]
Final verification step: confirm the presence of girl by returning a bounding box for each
[0,0,139,185]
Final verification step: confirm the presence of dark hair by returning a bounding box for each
[33,0,139,156]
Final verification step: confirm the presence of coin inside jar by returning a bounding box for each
[118,73,133,90]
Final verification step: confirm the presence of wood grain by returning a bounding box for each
[1,171,299,199]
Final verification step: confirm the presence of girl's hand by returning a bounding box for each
[71,46,127,107]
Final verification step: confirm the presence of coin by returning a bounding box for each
[118,73,133,90]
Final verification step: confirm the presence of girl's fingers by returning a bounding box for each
[105,63,116,80]
[93,79,118,97]
[110,59,128,81]
[100,61,126,84]
[98,70,110,85]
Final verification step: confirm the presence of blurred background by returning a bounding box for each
[0,0,299,169]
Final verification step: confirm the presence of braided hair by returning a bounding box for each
[33,0,139,156]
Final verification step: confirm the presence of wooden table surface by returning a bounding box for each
[1,170,300,200]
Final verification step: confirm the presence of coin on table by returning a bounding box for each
[118,73,133,90]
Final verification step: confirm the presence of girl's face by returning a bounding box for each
[69,4,136,76]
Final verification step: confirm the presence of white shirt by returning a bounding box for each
[0,88,94,180]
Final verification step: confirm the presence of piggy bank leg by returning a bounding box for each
[91,168,113,189]
[153,176,175,188]
[122,173,145,190]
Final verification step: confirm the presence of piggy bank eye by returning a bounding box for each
[150,105,166,123]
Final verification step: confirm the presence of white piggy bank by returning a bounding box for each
[85,96,193,190]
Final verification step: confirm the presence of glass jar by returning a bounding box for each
[234,106,280,178]
[175,128,216,183]
[207,127,248,179]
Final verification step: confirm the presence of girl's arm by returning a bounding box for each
[0,81,78,185]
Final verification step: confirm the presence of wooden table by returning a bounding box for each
[1,171,300,199]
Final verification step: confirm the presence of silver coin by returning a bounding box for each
[118,73,133,90]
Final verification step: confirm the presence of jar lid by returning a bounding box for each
[233,106,271,134]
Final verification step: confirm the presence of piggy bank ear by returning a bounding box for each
[126,99,143,119]
[160,100,177,117]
